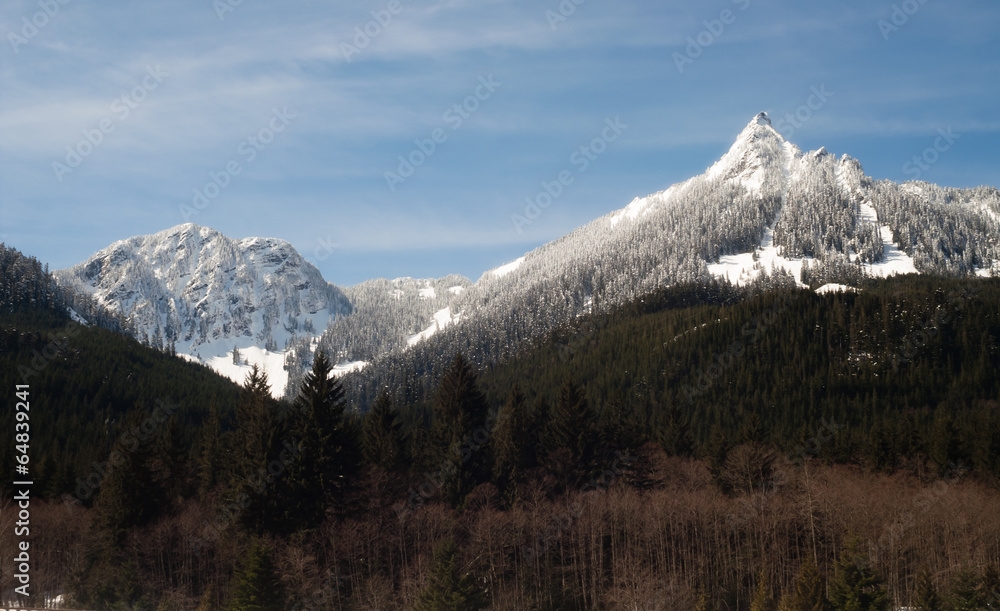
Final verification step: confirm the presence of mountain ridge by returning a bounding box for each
[54,113,1000,399]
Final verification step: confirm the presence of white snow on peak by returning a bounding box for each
[419,284,436,299]
[448,286,465,295]
[489,256,525,278]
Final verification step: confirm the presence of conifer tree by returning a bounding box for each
[546,379,597,464]
[828,537,890,611]
[286,350,359,530]
[751,567,777,611]
[913,570,941,611]
[229,365,287,535]
[413,538,488,611]
[198,403,224,499]
[428,354,491,506]
[491,386,533,501]
[658,401,693,457]
[948,568,983,611]
[362,389,403,471]
[787,556,829,611]
[225,542,284,611]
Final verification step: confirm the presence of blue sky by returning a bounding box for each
[1,0,998,286]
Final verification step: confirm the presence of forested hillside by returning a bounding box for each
[3,248,1000,608]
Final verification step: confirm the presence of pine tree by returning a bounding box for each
[828,537,890,611]
[413,538,488,611]
[229,365,287,535]
[196,582,220,611]
[491,386,533,501]
[362,389,403,471]
[913,570,941,611]
[286,350,359,530]
[658,401,693,456]
[787,556,829,611]
[225,542,284,611]
[198,403,224,499]
[948,568,983,611]
[545,378,597,465]
[751,567,777,611]
[428,354,491,506]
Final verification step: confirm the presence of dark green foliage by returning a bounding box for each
[362,389,404,471]
[913,570,941,611]
[225,542,284,611]
[227,365,290,535]
[751,567,777,611]
[491,386,534,500]
[784,556,829,611]
[285,351,360,530]
[90,408,164,546]
[412,538,488,611]
[427,354,492,506]
[829,537,890,611]
[545,379,597,464]
[947,568,984,611]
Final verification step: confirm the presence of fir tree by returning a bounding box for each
[913,570,941,611]
[545,378,597,465]
[286,350,359,530]
[828,537,890,611]
[428,354,491,506]
[413,538,488,611]
[787,556,829,611]
[362,389,403,471]
[225,542,284,611]
[948,568,984,611]
[751,567,777,611]
[228,365,287,535]
[491,386,533,501]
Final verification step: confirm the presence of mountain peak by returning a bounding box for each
[752,111,772,127]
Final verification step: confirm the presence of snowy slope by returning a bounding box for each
[56,224,352,397]
[56,113,1000,400]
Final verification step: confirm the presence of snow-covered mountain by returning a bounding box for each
[55,224,355,395]
[57,113,1000,402]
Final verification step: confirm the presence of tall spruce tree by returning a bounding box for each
[828,537,890,611]
[286,350,359,530]
[428,353,491,506]
[913,570,941,611]
[362,389,403,471]
[225,541,284,611]
[751,567,777,611]
[229,365,287,535]
[412,538,488,611]
[948,568,984,611]
[786,556,829,611]
[491,386,534,501]
[545,379,597,464]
